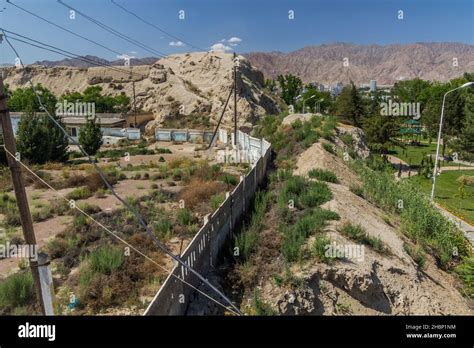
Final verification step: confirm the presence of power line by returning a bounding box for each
[1,31,243,316]
[58,0,167,58]
[6,0,123,56]
[110,0,205,52]
[1,146,240,316]
[1,29,147,80]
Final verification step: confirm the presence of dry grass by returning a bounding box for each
[179,178,226,209]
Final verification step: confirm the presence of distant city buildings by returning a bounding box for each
[307,81,343,96]
[370,80,377,92]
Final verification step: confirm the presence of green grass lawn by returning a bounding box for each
[389,142,471,168]
[409,170,474,225]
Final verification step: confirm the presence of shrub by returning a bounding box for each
[219,174,238,186]
[153,217,173,240]
[66,187,92,200]
[404,243,426,269]
[88,246,124,275]
[32,206,53,222]
[156,148,172,154]
[455,258,474,298]
[340,133,353,147]
[349,185,364,197]
[4,203,21,226]
[251,291,274,316]
[210,193,225,210]
[308,168,338,183]
[312,234,334,264]
[340,223,387,254]
[0,271,35,309]
[177,208,193,226]
[299,182,332,208]
[322,143,335,154]
[281,209,339,262]
[47,238,69,259]
[50,199,70,215]
[235,191,270,260]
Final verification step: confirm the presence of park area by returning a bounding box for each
[389,141,473,168]
[409,170,474,225]
[0,138,248,315]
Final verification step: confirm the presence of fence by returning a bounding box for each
[102,128,141,140]
[155,128,215,143]
[144,135,271,315]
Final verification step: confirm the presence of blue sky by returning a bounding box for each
[0,0,473,64]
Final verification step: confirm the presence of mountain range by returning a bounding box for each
[243,42,474,85]
[29,42,474,85]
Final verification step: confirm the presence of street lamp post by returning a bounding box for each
[303,95,316,114]
[430,82,474,201]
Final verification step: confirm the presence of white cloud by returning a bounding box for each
[210,43,233,52]
[169,41,185,47]
[227,37,242,44]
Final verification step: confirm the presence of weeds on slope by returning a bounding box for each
[351,159,471,269]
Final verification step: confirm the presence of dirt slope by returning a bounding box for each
[253,139,471,315]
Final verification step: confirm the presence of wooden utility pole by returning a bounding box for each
[233,52,237,146]
[0,75,45,314]
[132,80,137,128]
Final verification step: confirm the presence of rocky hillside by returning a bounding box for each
[2,52,279,132]
[245,42,474,84]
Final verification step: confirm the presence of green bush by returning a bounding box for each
[0,272,35,309]
[154,217,173,240]
[88,246,124,275]
[177,208,193,226]
[4,202,21,226]
[156,147,172,154]
[235,191,270,260]
[299,182,333,208]
[66,187,92,200]
[251,291,274,316]
[308,168,339,183]
[210,193,225,210]
[312,234,334,264]
[281,209,339,262]
[340,222,387,254]
[219,174,238,186]
[322,143,335,154]
[455,258,474,298]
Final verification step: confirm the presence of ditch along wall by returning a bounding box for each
[144,132,271,315]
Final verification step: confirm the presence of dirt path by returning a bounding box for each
[387,155,474,180]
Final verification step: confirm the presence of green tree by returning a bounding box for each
[277,74,302,107]
[392,78,432,110]
[453,91,474,161]
[47,115,69,162]
[298,86,332,113]
[79,116,103,155]
[16,113,52,164]
[7,84,57,114]
[334,81,365,127]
